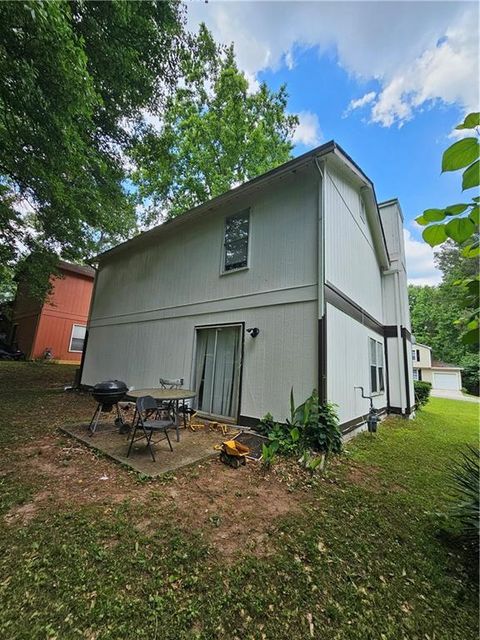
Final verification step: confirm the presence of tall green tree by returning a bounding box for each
[409,239,479,394]
[0,0,184,299]
[131,24,298,221]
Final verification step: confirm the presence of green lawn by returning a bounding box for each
[0,362,478,639]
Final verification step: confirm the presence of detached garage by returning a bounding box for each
[431,364,463,392]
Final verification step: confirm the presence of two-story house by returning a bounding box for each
[12,261,94,363]
[412,343,463,391]
[80,141,415,435]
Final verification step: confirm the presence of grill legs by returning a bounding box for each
[88,402,125,435]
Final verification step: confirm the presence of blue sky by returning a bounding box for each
[187,1,479,285]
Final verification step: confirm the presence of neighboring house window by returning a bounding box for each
[369,338,385,394]
[413,369,419,380]
[412,349,417,362]
[223,210,249,272]
[69,324,86,352]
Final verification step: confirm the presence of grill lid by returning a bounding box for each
[93,380,128,393]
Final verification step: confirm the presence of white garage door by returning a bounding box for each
[432,371,459,390]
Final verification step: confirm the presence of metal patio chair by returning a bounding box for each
[127,395,174,462]
[158,377,186,438]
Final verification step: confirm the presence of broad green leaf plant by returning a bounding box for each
[416,112,480,344]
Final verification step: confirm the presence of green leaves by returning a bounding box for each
[442,138,479,172]
[423,209,446,222]
[422,224,447,247]
[445,204,469,215]
[462,160,480,190]
[131,24,297,219]
[445,218,476,244]
[455,112,480,130]
[418,113,478,270]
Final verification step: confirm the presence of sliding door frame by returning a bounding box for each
[192,322,245,423]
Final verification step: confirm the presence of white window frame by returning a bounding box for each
[69,324,86,353]
[220,209,250,275]
[413,369,420,381]
[369,337,385,395]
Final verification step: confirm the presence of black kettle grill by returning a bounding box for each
[88,380,129,435]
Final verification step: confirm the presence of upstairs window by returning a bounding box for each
[69,324,86,352]
[369,338,385,394]
[223,210,249,273]
[412,348,420,362]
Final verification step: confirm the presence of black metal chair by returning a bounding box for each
[127,396,174,462]
[158,377,185,440]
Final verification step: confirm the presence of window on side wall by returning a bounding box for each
[69,324,86,352]
[223,210,250,273]
[369,337,385,394]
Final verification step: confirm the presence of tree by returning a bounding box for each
[0,0,184,299]
[409,240,479,394]
[131,24,298,221]
[415,112,479,345]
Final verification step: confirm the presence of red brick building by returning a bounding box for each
[12,261,94,362]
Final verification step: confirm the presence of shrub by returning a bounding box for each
[414,380,432,408]
[449,445,480,545]
[460,353,480,396]
[258,389,342,471]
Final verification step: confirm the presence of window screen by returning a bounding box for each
[223,211,249,272]
[70,325,86,352]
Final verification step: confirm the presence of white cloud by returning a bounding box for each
[290,111,322,146]
[371,13,479,127]
[404,228,442,286]
[186,1,478,127]
[345,91,377,114]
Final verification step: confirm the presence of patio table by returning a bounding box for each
[126,388,196,441]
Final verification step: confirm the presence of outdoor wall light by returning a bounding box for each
[246,327,260,338]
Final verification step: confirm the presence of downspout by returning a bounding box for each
[314,158,327,403]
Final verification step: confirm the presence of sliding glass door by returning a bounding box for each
[194,325,242,419]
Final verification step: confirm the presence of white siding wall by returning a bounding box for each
[82,166,320,421]
[83,302,317,422]
[379,201,411,330]
[91,167,318,324]
[326,303,386,425]
[324,164,384,322]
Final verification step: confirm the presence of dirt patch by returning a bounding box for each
[4,432,308,559]
[157,458,306,560]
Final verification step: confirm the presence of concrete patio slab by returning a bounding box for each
[60,422,240,477]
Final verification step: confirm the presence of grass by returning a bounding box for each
[0,362,478,639]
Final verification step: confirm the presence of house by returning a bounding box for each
[81,141,415,435]
[412,343,463,391]
[12,261,94,363]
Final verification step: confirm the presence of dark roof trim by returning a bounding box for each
[58,260,95,279]
[97,140,389,263]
